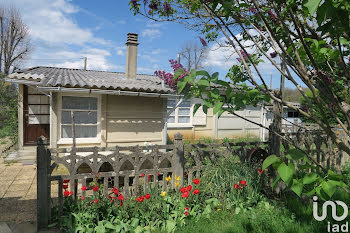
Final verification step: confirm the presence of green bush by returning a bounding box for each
[0,74,18,141]
[176,200,322,233]
[199,156,266,211]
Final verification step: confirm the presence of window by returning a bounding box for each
[61,96,98,138]
[167,99,191,124]
[287,111,300,118]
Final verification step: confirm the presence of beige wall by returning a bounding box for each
[52,93,165,149]
[106,95,164,146]
[167,108,215,141]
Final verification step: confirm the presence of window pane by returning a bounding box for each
[288,112,293,118]
[40,96,49,104]
[76,126,97,138]
[29,105,40,114]
[168,116,175,123]
[62,96,97,110]
[73,111,97,124]
[179,100,190,107]
[61,125,97,138]
[178,116,190,123]
[178,108,190,115]
[28,95,41,104]
[29,115,49,124]
[167,99,176,107]
[167,108,175,116]
[62,111,72,124]
[41,105,50,114]
[62,125,72,138]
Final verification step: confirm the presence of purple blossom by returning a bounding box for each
[249,7,257,14]
[163,2,172,14]
[154,59,188,89]
[270,51,278,58]
[199,37,208,47]
[149,1,158,10]
[267,10,278,22]
[130,0,140,7]
[236,49,251,62]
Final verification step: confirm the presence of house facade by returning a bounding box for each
[7,33,177,156]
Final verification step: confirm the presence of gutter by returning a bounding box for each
[5,78,182,98]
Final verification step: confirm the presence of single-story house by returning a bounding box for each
[6,33,180,158]
[166,100,302,141]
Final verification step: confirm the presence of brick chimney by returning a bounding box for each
[125,33,139,79]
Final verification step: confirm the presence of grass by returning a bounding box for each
[176,199,326,233]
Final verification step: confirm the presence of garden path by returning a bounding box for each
[0,158,60,233]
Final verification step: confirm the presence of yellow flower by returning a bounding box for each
[217,203,222,206]
[165,176,171,182]
[160,191,167,197]
[175,175,180,181]
[175,182,180,187]
[217,209,221,211]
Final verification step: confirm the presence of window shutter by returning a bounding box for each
[192,98,207,126]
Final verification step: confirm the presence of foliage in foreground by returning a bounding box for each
[54,157,268,232]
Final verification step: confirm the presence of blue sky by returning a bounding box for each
[4,0,292,88]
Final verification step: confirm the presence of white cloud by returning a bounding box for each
[151,48,166,55]
[11,0,107,45]
[203,35,280,78]
[141,29,162,40]
[52,48,118,71]
[115,46,126,56]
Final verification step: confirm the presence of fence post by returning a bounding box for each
[173,133,184,186]
[269,97,282,156]
[37,136,51,231]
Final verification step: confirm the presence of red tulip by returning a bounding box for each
[81,186,87,191]
[234,184,242,190]
[63,190,70,197]
[184,207,189,212]
[182,191,190,198]
[258,168,266,174]
[193,189,200,195]
[186,185,192,192]
[180,187,186,193]
[240,180,247,186]
[141,173,145,177]
[63,184,68,190]
[184,211,189,216]
[93,186,99,192]
[63,179,70,183]
[117,194,124,201]
[81,196,85,200]
[136,196,144,202]
[193,179,200,185]
[144,193,151,200]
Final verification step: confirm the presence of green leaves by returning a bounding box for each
[303,173,319,185]
[291,179,304,197]
[262,155,281,170]
[213,102,224,114]
[304,0,322,15]
[277,162,295,184]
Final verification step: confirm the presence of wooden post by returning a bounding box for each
[173,133,184,186]
[37,136,51,231]
[269,95,282,156]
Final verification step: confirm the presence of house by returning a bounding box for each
[6,33,179,158]
[166,99,302,141]
[166,97,267,141]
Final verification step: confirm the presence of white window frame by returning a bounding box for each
[57,93,101,144]
[167,98,193,128]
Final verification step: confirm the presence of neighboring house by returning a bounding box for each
[167,97,267,141]
[6,33,177,158]
[167,99,302,141]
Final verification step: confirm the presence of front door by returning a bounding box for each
[23,86,50,145]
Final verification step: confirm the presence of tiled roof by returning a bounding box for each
[8,66,174,94]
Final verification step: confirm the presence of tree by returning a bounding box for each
[0,5,31,74]
[130,0,350,199]
[179,40,208,71]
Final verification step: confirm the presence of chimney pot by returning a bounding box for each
[126,33,139,79]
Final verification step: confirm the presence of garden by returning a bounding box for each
[49,141,350,233]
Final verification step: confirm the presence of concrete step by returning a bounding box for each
[4,150,36,164]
